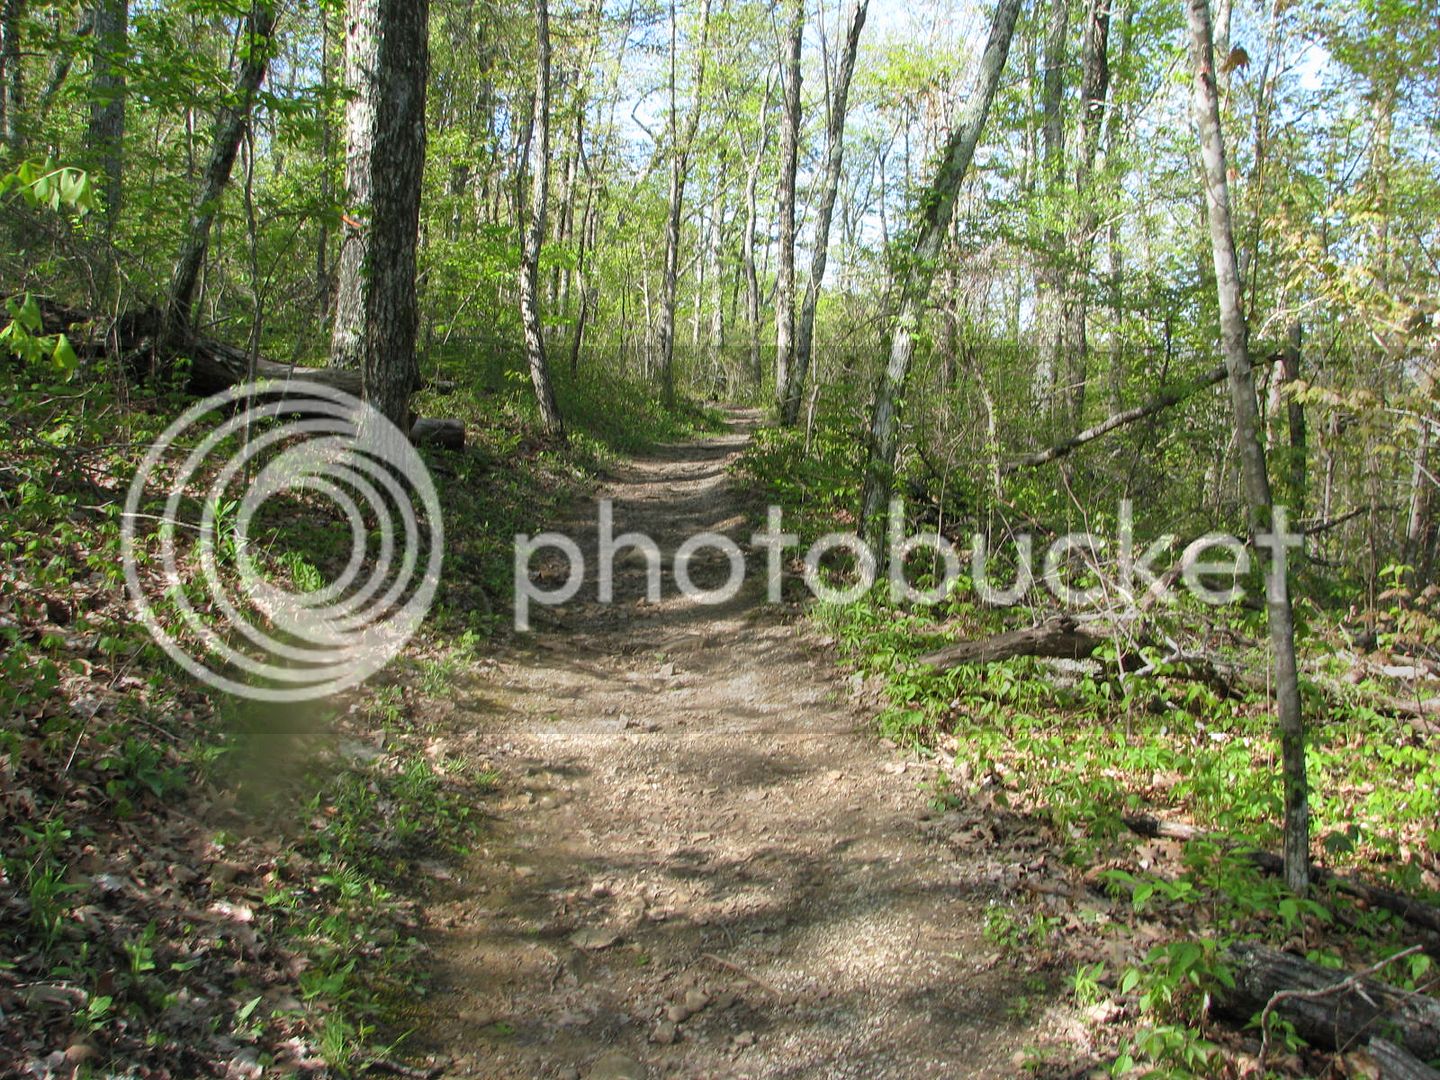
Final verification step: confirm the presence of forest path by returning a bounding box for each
[414,409,1063,1079]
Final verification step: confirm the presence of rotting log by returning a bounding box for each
[31,301,469,447]
[410,418,465,450]
[1216,942,1440,1061]
[919,614,1104,668]
[1121,815,1440,937]
[32,299,365,399]
[179,335,364,399]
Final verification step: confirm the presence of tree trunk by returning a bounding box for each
[1186,0,1309,895]
[518,0,565,440]
[1367,1040,1440,1080]
[330,0,377,374]
[164,2,278,348]
[858,0,1022,558]
[1265,321,1308,516]
[315,7,333,319]
[569,176,597,376]
[328,0,428,431]
[742,74,773,389]
[1104,0,1135,416]
[1032,0,1069,409]
[0,0,24,154]
[1212,0,1232,94]
[657,0,711,405]
[1060,0,1111,430]
[88,0,127,227]
[784,0,868,426]
[773,0,804,415]
[1403,369,1437,588]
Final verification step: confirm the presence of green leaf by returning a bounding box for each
[52,334,78,376]
[17,294,42,333]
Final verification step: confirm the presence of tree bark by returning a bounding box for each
[773,0,804,415]
[330,0,378,374]
[164,2,278,348]
[1216,943,1440,1061]
[328,0,428,431]
[88,0,127,227]
[784,0,868,426]
[518,0,565,440]
[1186,0,1309,895]
[1,0,24,154]
[569,176,597,376]
[858,0,1022,559]
[1367,1040,1440,1080]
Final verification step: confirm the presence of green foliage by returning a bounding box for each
[735,410,866,546]
[1,160,99,217]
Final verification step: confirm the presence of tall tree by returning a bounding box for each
[783,0,868,426]
[163,2,278,347]
[773,0,803,412]
[88,0,127,226]
[518,0,565,440]
[1,0,25,154]
[1186,0,1308,894]
[858,0,1023,556]
[1032,0,1069,406]
[315,6,334,319]
[1059,0,1111,427]
[657,0,712,405]
[740,71,774,388]
[329,0,429,430]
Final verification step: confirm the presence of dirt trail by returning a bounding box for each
[416,410,1065,1079]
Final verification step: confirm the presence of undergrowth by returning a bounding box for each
[735,408,1440,1078]
[0,311,716,1074]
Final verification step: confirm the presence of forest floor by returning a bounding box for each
[410,409,1084,1078]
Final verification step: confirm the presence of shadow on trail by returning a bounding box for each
[413,408,1075,1079]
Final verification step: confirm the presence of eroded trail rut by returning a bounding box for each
[417,412,1055,1078]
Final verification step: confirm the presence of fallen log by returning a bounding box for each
[919,614,1103,668]
[30,297,367,400]
[179,335,364,399]
[1369,1038,1440,1080]
[410,417,465,450]
[1121,815,1440,937]
[1217,942,1440,1061]
[1003,353,1282,474]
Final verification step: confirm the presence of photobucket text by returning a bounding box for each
[512,499,1302,630]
